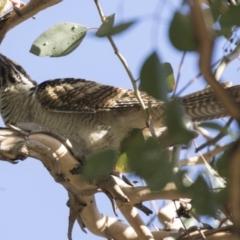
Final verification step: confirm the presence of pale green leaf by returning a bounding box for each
[95,14,115,37]
[30,22,88,57]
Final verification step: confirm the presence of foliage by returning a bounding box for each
[30,23,88,57]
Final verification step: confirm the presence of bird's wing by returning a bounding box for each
[36,78,156,113]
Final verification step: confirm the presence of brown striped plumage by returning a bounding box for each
[182,82,240,121]
[36,78,158,113]
[0,53,239,154]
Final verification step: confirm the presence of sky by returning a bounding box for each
[0,0,239,240]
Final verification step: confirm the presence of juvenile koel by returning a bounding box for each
[0,53,239,154]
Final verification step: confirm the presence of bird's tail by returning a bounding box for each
[181,82,240,121]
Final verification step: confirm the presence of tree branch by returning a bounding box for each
[0,126,189,240]
[0,0,62,43]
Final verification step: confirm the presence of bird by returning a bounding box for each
[0,53,240,155]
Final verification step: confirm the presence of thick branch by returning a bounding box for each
[0,0,62,42]
[0,127,186,240]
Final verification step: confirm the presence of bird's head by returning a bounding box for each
[0,53,37,90]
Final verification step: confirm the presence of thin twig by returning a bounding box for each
[172,51,186,97]
[94,0,147,118]
[179,143,231,167]
[177,37,240,96]
[147,101,158,138]
[214,43,240,81]
[193,140,226,188]
[173,200,189,236]
[176,59,220,96]
[196,118,233,152]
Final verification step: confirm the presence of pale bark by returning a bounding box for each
[0,126,233,240]
[0,0,62,42]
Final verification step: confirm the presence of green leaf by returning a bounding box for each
[117,129,144,173]
[220,5,240,26]
[176,173,227,216]
[120,129,145,152]
[216,28,232,39]
[189,176,216,216]
[30,22,88,57]
[166,100,197,145]
[139,52,168,101]
[82,150,117,180]
[216,142,236,178]
[160,62,175,93]
[209,0,222,22]
[96,21,135,37]
[158,129,198,148]
[126,137,173,190]
[169,12,197,51]
[108,21,135,36]
[95,14,115,37]
[213,187,228,206]
[116,153,129,173]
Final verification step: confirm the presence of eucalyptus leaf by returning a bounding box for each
[95,14,115,37]
[96,20,135,37]
[166,100,197,144]
[189,176,216,216]
[139,52,168,101]
[176,173,227,216]
[216,28,232,39]
[160,62,175,93]
[117,129,144,173]
[126,137,173,190]
[82,150,117,180]
[220,5,240,26]
[109,21,135,36]
[169,12,197,51]
[30,22,88,57]
[116,153,129,173]
[212,188,228,206]
[216,142,236,178]
[209,0,222,22]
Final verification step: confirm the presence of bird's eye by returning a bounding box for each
[15,65,27,74]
